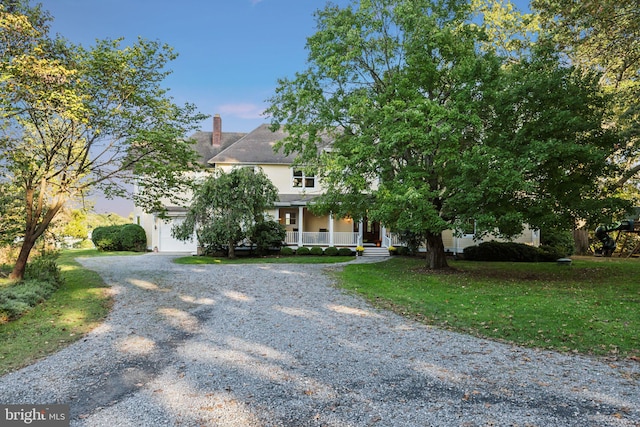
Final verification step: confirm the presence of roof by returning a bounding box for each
[189,130,247,167]
[208,124,296,165]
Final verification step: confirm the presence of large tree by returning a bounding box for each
[266,0,625,268]
[172,167,281,259]
[532,0,640,252]
[0,2,205,279]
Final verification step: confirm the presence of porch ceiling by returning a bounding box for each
[275,193,320,207]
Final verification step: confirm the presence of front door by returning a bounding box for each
[362,218,380,245]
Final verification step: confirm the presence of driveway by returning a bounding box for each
[0,254,638,426]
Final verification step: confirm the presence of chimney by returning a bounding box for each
[212,114,222,146]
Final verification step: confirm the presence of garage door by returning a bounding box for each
[158,217,197,252]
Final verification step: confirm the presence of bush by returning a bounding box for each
[0,253,63,322]
[24,252,62,286]
[250,220,286,255]
[91,225,122,251]
[324,246,339,256]
[537,245,565,262]
[541,229,575,257]
[396,246,410,256]
[280,247,294,256]
[397,230,425,255]
[296,247,311,256]
[92,224,147,252]
[338,247,354,256]
[464,241,543,262]
[119,224,147,252]
[309,247,324,256]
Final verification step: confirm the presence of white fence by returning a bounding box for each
[285,231,359,246]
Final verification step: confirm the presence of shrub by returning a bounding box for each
[280,247,294,256]
[537,245,565,262]
[324,246,339,256]
[92,224,147,252]
[92,225,122,251]
[397,230,425,255]
[464,241,542,262]
[24,252,62,286]
[338,247,354,256]
[541,229,575,257]
[296,247,311,256]
[250,220,286,255]
[119,224,147,252]
[0,253,63,322]
[309,247,324,256]
[396,246,410,256]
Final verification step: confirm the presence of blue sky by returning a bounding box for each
[38,0,531,215]
[41,0,353,134]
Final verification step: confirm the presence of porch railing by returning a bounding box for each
[285,231,359,246]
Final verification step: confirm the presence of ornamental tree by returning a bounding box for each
[1,2,205,279]
[266,0,625,268]
[172,167,281,259]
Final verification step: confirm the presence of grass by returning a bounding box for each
[174,255,356,265]
[336,256,640,359]
[0,249,140,375]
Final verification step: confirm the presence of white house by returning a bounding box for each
[134,115,540,253]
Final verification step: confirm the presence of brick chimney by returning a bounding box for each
[212,114,222,146]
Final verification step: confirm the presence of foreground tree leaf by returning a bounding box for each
[0,2,205,279]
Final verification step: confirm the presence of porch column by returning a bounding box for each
[329,213,334,246]
[381,226,387,247]
[358,218,364,246]
[298,206,304,247]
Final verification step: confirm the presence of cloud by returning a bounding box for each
[219,103,266,119]
[250,0,264,5]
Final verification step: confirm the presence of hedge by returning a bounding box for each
[324,246,339,256]
[309,247,324,256]
[92,224,147,252]
[338,247,354,256]
[463,241,565,262]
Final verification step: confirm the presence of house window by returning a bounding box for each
[285,212,297,225]
[292,170,315,188]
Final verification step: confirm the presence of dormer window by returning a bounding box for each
[292,169,315,189]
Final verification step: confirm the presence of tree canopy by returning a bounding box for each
[172,167,282,258]
[0,2,206,279]
[266,0,627,268]
[533,0,640,197]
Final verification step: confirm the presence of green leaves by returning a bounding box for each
[173,168,280,258]
[267,0,629,268]
[1,2,205,279]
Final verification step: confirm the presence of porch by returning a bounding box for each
[276,206,386,248]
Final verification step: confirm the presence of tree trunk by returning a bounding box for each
[425,231,449,269]
[228,240,236,259]
[573,228,591,255]
[8,194,65,281]
[9,237,37,281]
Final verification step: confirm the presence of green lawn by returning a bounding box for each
[0,249,139,375]
[336,256,640,359]
[2,251,637,374]
[174,255,356,265]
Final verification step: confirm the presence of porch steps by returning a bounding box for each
[362,247,390,257]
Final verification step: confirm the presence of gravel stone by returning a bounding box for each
[0,253,637,426]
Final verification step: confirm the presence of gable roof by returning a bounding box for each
[189,130,247,167]
[208,124,296,166]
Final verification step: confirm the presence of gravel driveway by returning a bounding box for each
[0,253,638,426]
